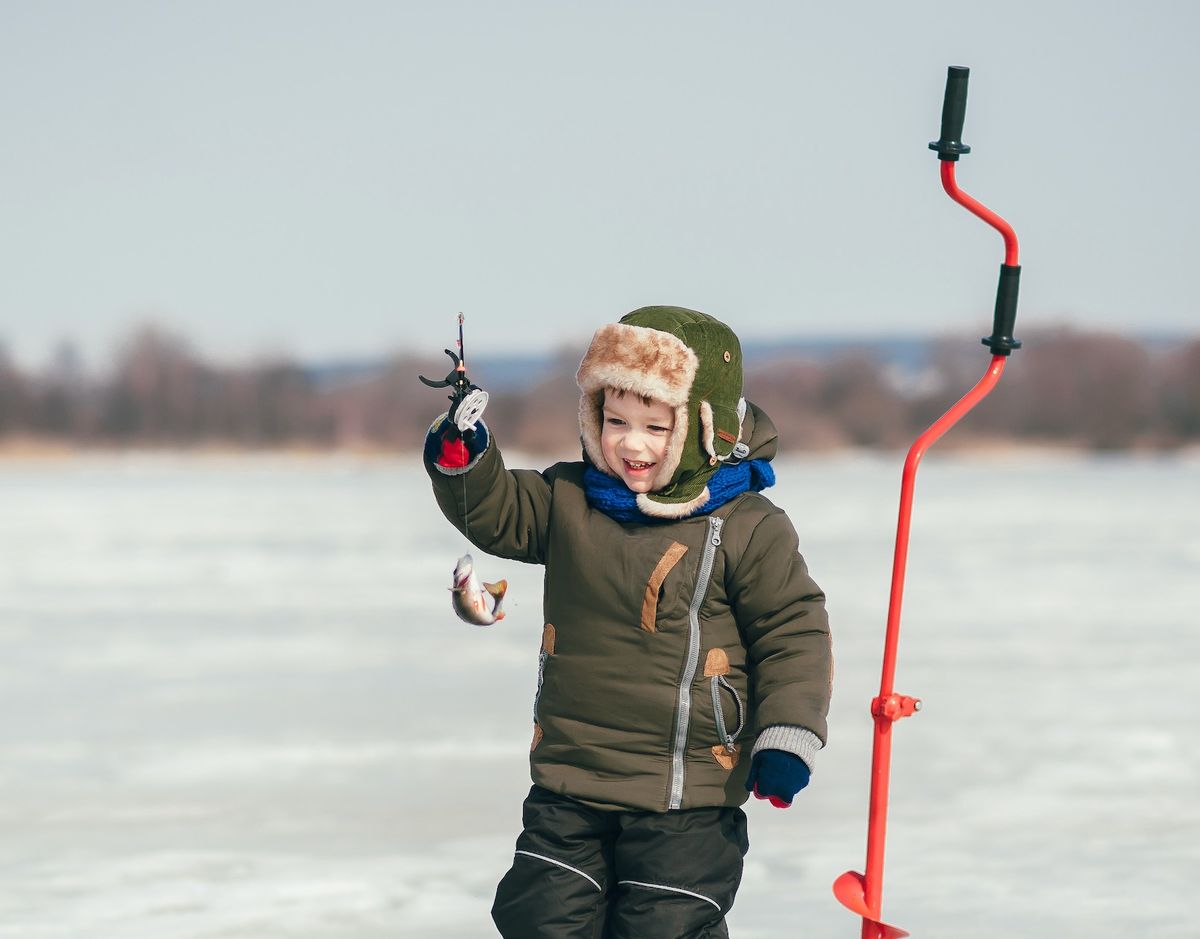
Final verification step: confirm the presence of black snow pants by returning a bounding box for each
[492,785,750,939]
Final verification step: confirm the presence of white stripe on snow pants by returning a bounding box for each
[492,784,750,939]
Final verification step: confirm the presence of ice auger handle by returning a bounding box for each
[929,64,1023,354]
[986,264,1022,355]
[929,65,972,161]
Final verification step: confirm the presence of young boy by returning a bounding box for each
[424,306,832,938]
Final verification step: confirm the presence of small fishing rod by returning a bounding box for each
[833,66,1023,939]
[419,312,489,436]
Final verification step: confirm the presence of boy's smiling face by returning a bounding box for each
[600,390,675,493]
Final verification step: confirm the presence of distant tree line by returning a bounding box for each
[1,325,1198,453]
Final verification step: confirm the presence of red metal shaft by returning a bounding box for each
[860,355,1007,933]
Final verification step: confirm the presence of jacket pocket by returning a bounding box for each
[703,648,745,769]
[640,542,689,633]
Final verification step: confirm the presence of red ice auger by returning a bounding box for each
[832,66,1023,939]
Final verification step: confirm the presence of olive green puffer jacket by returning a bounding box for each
[426,403,831,813]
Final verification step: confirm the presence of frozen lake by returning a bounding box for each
[0,450,1196,938]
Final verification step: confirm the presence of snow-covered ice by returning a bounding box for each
[0,451,1195,937]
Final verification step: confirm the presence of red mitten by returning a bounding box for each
[437,432,472,469]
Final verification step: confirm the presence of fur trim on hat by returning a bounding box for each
[576,323,699,489]
[699,400,717,462]
[636,486,711,519]
[576,323,698,404]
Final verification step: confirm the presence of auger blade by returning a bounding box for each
[833,870,871,918]
[833,871,910,939]
[864,920,909,939]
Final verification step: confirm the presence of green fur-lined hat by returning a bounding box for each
[576,306,747,518]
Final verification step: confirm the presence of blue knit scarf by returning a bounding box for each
[583,460,775,523]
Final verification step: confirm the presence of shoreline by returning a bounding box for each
[2,436,1198,464]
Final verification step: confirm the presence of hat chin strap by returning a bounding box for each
[637,486,712,520]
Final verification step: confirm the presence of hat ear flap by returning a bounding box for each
[700,401,718,463]
[700,398,746,463]
[579,390,616,477]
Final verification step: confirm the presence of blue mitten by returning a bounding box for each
[745,749,811,808]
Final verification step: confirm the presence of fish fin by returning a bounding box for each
[483,579,508,599]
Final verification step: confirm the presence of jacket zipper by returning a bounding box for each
[668,514,724,810]
[534,647,548,722]
[711,675,745,752]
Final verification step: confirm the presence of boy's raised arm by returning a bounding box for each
[424,412,555,566]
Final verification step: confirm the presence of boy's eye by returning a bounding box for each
[605,417,625,427]
[649,425,671,434]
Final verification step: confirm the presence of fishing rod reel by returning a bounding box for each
[419,314,489,440]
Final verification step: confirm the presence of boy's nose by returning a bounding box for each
[620,432,648,453]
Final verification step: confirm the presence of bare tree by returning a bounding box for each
[1158,339,1200,441]
[2,323,1196,453]
[0,342,31,434]
[101,326,207,441]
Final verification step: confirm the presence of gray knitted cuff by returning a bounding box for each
[751,725,823,773]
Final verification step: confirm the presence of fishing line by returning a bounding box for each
[461,439,470,546]
[454,315,478,549]
[457,318,470,546]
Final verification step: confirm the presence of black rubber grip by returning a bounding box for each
[929,65,972,161]
[982,264,1022,355]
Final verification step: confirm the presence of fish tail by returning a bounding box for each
[486,580,508,620]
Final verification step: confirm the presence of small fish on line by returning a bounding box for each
[450,554,507,626]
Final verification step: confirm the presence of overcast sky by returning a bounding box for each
[2,1,1196,369]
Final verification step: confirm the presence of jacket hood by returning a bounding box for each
[739,400,779,464]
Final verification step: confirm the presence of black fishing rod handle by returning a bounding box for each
[929,65,972,161]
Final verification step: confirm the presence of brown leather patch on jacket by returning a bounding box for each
[531,723,543,751]
[711,743,740,770]
[542,623,556,655]
[641,542,689,632]
[703,648,730,677]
